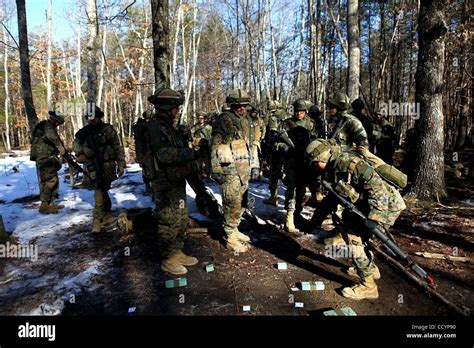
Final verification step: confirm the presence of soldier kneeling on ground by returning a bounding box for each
[305,139,406,300]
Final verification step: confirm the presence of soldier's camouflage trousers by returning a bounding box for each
[284,165,306,212]
[220,173,248,236]
[152,180,188,258]
[37,158,61,203]
[93,181,112,220]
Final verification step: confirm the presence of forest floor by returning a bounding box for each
[0,152,472,316]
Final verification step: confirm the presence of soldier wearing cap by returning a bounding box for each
[73,106,126,233]
[211,89,254,253]
[30,111,67,214]
[143,88,200,275]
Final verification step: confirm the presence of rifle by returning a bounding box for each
[62,151,84,174]
[278,130,296,149]
[322,180,435,285]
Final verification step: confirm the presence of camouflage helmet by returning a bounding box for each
[148,88,184,111]
[351,98,364,111]
[306,138,339,163]
[267,100,282,111]
[48,111,65,125]
[226,89,251,106]
[292,99,313,112]
[326,92,350,111]
[196,111,207,118]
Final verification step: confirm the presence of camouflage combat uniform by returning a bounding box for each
[211,89,253,252]
[373,117,395,164]
[133,110,154,195]
[248,108,265,180]
[144,88,199,275]
[307,139,406,299]
[73,108,125,231]
[30,113,66,213]
[264,104,289,204]
[191,115,213,177]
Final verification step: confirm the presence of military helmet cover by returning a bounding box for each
[226,89,251,106]
[48,111,65,125]
[326,92,350,111]
[306,138,339,163]
[148,88,184,111]
[293,99,313,112]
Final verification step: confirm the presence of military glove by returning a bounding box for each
[211,172,224,184]
[250,167,260,181]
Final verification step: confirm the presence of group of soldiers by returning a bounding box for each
[30,87,405,301]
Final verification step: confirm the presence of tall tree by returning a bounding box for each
[46,0,52,110]
[347,0,360,100]
[411,0,448,200]
[3,25,11,151]
[150,0,170,90]
[15,0,38,133]
[85,0,98,104]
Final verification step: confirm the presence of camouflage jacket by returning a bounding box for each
[277,116,318,166]
[30,120,65,162]
[73,123,125,166]
[144,115,197,187]
[324,150,406,227]
[211,110,252,176]
[191,123,213,142]
[328,111,369,148]
[266,109,290,152]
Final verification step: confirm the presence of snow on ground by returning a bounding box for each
[0,151,293,315]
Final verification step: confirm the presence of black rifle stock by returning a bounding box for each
[322,180,434,285]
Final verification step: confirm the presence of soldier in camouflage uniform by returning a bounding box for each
[143,88,200,275]
[306,139,406,300]
[248,105,265,181]
[30,111,67,214]
[133,109,154,195]
[263,100,289,206]
[275,99,317,232]
[211,89,253,253]
[73,106,126,233]
[327,93,369,150]
[191,111,213,178]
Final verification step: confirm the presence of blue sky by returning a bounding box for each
[6,0,77,43]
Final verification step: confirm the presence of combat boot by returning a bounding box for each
[284,210,298,233]
[91,218,102,233]
[39,201,58,214]
[341,276,379,300]
[226,233,249,253]
[161,253,188,275]
[347,264,381,280]
[49,202,65,210]
[102,212,116,226]
[263,195,278,206]
[175,250,199,266]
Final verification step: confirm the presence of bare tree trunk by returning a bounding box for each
[15,0,38,133]
[46,0,52,110]
[86,0,98,105]
[411,0,448,200]
[62,46,72,100]
[266,0,279,99]
[170,1,182,89]
[3,26,11,151]
[76,22,83,101]
[97,21,108,106]
[347,0,360,101]
[150,0,170,90]
[260,0,271,101]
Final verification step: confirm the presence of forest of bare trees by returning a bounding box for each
[0,0,472,196]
